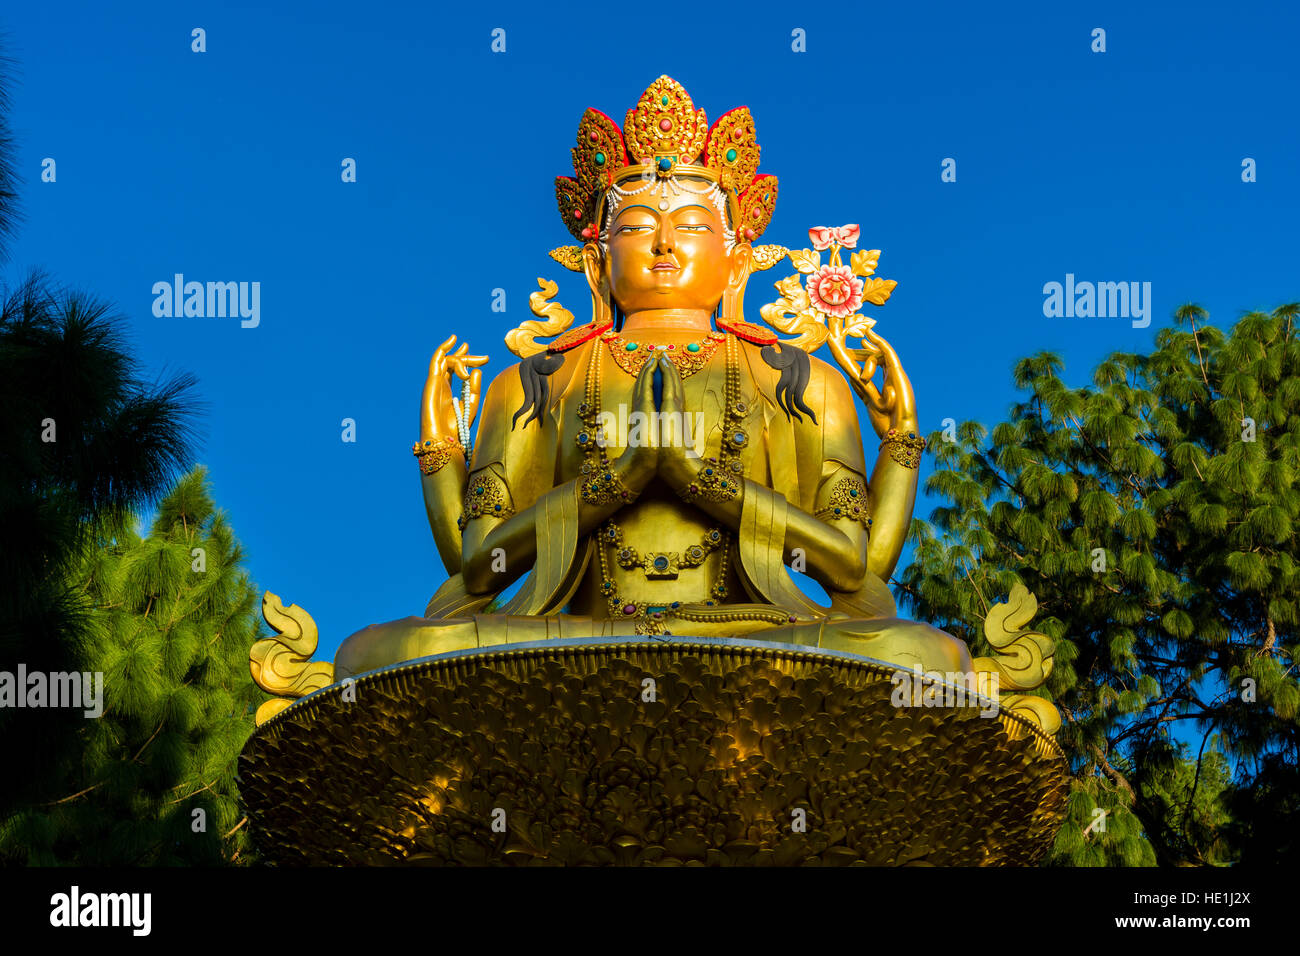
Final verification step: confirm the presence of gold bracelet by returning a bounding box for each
[880,429,925,469]
[679,456,743,503]
[412,436,464,475]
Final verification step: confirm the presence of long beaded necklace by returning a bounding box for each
[577,331,743,636]
[573,342,634,505]
[679,334,749,503]
[596,524,730,636]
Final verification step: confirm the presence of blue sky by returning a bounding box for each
[4,1,1297,659]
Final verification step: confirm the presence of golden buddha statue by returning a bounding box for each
[241,77,1067,865]
[330,75,986,686]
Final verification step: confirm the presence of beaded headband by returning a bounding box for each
[555,75,779,246]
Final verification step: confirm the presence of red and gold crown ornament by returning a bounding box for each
[554,76,778,245]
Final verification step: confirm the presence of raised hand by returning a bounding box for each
[420,335,489,443]
[827,324,918,439]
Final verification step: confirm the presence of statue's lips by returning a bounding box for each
[651,262,679,271]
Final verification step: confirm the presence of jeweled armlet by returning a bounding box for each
[457,469,515,530]
[813,475,871,528]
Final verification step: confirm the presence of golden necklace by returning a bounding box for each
[596,523,731,636]
[577,333,743,636]
[600,328,727,379]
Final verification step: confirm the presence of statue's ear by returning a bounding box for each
[728,241,754,290]
[581,242,605,295]
[582,242,614,327]
[720,241,754,323]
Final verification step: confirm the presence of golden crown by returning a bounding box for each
[555,75,778,244]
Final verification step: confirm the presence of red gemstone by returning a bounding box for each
[623,604,637,615]
[573,209,582,219]
[658,118,672,131]
[588,130,599,142]
[744,228,755,239]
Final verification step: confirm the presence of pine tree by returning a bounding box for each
[0,45,265,863]
[0,468,265,864]
[0,274,201,822]
[899,303,1300,865]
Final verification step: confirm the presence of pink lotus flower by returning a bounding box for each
[806,264,864,317]
[808,224,861,251]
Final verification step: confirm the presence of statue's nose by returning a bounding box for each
[652,217,675,254]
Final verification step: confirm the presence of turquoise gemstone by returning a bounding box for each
[661,95,669,105]
[687,342,700,352]
[625,342,638,351]
[658,157,672,171]
[725,148,737,163]
[594,151,605,166]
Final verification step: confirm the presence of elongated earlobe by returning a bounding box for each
[721,243,753,321]
[729,242,754,286]
[581,242,613,328]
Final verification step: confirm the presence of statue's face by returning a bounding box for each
[604,177,733,313]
